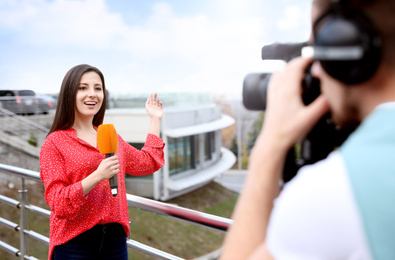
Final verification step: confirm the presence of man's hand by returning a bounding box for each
[261,56,330,152]
[221,56,330,260]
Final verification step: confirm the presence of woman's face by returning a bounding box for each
[74,71,104,120]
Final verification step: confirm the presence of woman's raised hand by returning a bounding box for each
[145,93,163,119]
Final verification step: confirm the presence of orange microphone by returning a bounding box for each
[97,124,119,196]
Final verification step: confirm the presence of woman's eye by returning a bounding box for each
[96,87,102,91]
[78,86,86,90]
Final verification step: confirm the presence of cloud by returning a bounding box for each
[0,0,128,49]
[0,0,311,95]
[111,2,269,95]
[277,4,310,33]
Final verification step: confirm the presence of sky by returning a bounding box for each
[0,0,312,97]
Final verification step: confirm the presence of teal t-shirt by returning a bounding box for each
[340,104,395,259]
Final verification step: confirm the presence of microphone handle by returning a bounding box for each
[106,153,118,196]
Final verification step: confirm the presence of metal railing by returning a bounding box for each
[0,163,232,259]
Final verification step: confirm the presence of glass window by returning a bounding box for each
[126,143,153,179]
[129,142,144,150]
[204,131,215,161]
[18,90,35,96]
[169,136,195,175]
[193,135,199,166]
[211,132,216,154]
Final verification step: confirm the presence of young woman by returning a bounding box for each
[40,64,165,260]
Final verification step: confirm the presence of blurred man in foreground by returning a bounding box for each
[221,0,395,259]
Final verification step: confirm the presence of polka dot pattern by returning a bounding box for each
[39,128,165,260]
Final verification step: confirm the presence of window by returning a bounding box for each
[126,143,153,179]
[129,142,144,150]
[169,136,195,175]
[18,90,35,96]
[168,131,218,175]
[194,135,200,166]
[0,91,15,97]
[204,132,215,161]
[126,131,219,178]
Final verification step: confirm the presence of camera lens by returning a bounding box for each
[242,73,272,111]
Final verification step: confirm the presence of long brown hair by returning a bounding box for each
[48,64,107,136]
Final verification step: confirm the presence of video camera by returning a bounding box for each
[242,42,352,183]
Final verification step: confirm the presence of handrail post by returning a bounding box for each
[18,178,29,259]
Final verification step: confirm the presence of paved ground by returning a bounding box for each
[214,170,247,194]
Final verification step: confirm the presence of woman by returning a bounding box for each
[40,64,165,260]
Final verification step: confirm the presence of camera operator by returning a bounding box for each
[221,0,395,259]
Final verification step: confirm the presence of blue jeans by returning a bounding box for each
[53,223,128,260]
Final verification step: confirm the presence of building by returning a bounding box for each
[104,93,236,201]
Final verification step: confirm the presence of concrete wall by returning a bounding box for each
[0,141,40,188]
[104,109,151,143]
[0,141,40,172]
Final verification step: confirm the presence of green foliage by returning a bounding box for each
[27,131,38,147]
[229,136,238,156]
[246,112,265,155]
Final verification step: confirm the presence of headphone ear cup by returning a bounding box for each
[314,8,381,84]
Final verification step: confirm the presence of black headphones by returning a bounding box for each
[310,0,382,84]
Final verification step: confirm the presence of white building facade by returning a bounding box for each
[104,96,235,201]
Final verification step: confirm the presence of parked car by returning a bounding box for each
[36,94,57,110]
[0,89,50,115]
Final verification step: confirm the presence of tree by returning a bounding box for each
[246,112,265,155]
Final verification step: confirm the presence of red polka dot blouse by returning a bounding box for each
[39,128,165,260]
